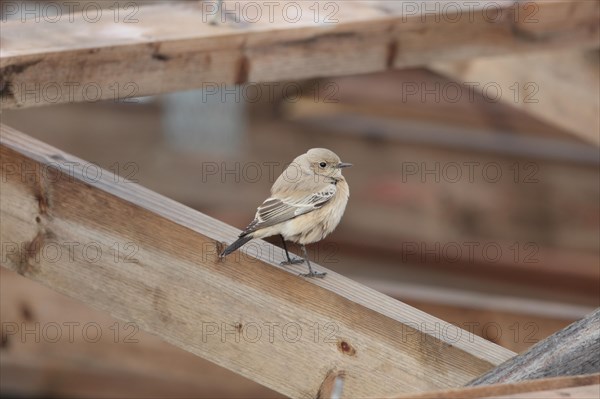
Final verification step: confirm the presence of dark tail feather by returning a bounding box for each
[220,235,253,258]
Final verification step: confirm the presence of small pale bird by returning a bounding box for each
[219,148,351,278]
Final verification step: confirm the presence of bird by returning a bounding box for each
[219,148,352,278]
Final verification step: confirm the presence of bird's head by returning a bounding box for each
[303,148,352,180]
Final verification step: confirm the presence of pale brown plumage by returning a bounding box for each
[220,148,351,278]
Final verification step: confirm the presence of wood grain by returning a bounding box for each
[490,383,600,399]
[1,1,598,108]
[395,373,600,399]
[0,124,515,397]
[0,268,281,399]
[432,50,600,146]
[468,309,600,386]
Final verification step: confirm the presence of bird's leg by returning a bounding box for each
[299,244,327,278]
[279,235,304,266]
[209,0,223,25]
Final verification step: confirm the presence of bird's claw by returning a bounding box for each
[280,258,304,266]
[299,271,327,279]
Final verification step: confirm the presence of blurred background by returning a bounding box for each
[1,1,599,398]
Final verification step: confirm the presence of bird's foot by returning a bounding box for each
[280,257,304,266]
[299,271,327,279]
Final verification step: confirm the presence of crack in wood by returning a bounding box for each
[281,32,357,47]
[387,41,398,69]
[149,43,171,62]
[33,164,50,216]
[18,231,45,276]
[152,52,171,62]
[235,55,250,85]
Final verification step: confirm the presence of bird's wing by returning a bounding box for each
[240,185,337,236]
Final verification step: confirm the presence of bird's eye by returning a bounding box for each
[319,162,327,168]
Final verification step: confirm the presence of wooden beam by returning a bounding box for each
[432,50,600,146]
[280,69,581,143]
[468,309,600,386]
[1,1,598,108]
[282,95,600,163]
[395,373,600,398]
[490,384,600,399]
[0,124,515,397]
[0,268,281,399]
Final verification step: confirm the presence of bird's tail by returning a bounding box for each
[219,235,253,258]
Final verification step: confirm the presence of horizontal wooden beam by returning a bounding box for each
[0,124,515,398]
[491,383,600,399]
[396,373,600,399]
[1,1,599,108]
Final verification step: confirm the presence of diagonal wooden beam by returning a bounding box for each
[431,50,600,146]
[1,0,598,108]
[0,124,515,397]
[468,308,600,386]
[0,268,280,398]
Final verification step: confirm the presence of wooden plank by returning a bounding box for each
[282,94,599,162]
[0,124,515,398]
[280,68,580,143]
[0,268,282,399]
[395,374,600,398]
[1,248,578,397]
[490,384,600,399]
[1,1,599,108]
[468,309,600,386]
[4,101,598,302]
[432,50,600,146]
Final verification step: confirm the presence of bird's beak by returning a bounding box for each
[336,162,353,169]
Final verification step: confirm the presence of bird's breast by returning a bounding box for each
[284,181,349,245]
